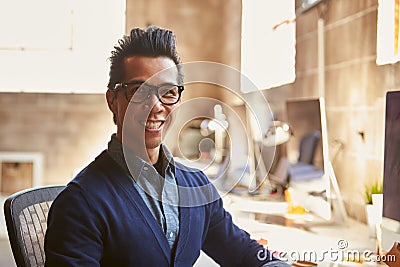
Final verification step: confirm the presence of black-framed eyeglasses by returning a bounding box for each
[114,82,184,105]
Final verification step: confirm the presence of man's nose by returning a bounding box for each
[145,92,163,110]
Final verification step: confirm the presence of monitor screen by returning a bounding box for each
[286,98,323,169]
[382,91,400,250]
[383,91,400,222]
[285,98,332,220]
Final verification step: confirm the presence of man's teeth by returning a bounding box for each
[145,121,163,129]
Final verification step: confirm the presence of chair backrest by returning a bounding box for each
[298,131,321,164]
[3,185,65,267]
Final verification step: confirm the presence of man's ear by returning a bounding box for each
[106,89,117,114]
[106,89,118,124]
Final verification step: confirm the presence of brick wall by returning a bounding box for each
[0,93,114,187]
[264,0,400,221]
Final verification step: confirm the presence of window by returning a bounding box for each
[241,0,296,92]
[0,0,125,93]
[377,0,400,65]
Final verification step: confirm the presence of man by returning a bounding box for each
[45,26,288,267]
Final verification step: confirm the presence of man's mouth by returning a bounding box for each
[141,120,165,130]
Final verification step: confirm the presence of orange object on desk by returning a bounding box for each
[284,189,292,203]
[285,189,306,214]
[257,238,268,246]
[287,204,306,214]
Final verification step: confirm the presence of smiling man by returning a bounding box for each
[108,55,181,163]
[44,26,289,267]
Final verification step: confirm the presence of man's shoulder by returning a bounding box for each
[73,151,118,180]
[67,151,128,194]
[53,151,131,209]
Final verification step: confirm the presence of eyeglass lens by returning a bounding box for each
[125,84,181,104]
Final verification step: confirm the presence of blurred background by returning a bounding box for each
[0,0,397,246]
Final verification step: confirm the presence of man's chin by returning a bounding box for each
[145,140,162,150]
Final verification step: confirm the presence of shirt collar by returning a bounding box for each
[107,134,175,178]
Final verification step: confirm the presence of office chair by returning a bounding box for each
[297,130,321,164]
[3,185,65,267]
[289,131,323,181]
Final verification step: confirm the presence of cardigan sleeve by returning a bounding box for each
[201,195,282,267]
[44,183,103,267]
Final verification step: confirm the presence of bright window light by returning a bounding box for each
[0,0,125,93]
[377,0,400,65]
[241,0,296,92]
[0,0,72,50]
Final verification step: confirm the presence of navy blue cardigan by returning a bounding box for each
[45,151,275,266]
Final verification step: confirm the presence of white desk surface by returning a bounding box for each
[195,194,389,267]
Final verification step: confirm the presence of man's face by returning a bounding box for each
[107,56,180,152]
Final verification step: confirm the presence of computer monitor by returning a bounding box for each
[382,91,400,251]
[285,98,334,220]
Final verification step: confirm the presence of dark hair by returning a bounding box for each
[107,25,183,91]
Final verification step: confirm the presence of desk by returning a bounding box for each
[195,194,387,267]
